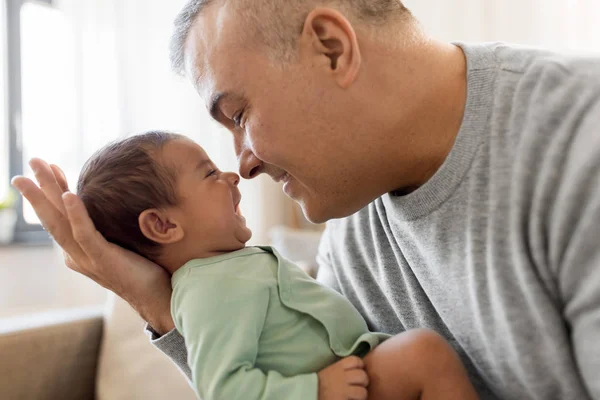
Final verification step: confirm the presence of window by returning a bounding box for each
[4,0,77,243]
[1,1,9,207]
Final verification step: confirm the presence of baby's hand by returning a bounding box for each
[317,356,369,400]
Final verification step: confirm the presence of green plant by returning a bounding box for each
[0,188,17,211]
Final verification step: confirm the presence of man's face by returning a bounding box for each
[184,3,374,223]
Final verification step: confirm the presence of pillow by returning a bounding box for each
[96,292,197,400]
[269,226,324,277]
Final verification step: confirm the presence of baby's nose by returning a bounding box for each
[225,172,240,186]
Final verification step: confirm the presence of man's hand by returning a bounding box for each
[12,158,175,334]
[318,356,369,400]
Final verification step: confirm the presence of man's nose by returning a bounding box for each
[237,148,263,180]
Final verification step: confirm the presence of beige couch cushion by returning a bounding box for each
[0,308,103,400]
[96,292,196,400]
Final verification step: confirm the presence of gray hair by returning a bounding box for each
[169,0,410,76]
[169,0,214,77]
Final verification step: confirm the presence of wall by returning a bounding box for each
[403,0,600,52]
[0,244,106,318]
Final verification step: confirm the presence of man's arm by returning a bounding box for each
[11,159,190,378]
[553,96,600,398]
[145,325,191,379]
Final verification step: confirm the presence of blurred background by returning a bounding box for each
[0,1,599,399]
[1,0,600,320]
[1,0,599,325]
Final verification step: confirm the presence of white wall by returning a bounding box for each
[0,244,106,318]
[404,0,600,53]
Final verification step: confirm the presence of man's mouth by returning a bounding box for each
[274,172,290,183]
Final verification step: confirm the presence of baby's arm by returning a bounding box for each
[171,274,318,400]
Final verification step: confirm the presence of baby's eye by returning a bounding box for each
[206,169,217,178]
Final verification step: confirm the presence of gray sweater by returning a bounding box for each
[149,43,600,399]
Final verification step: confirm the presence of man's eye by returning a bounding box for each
[232,110,244,128]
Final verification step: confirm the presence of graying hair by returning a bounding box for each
[169,0,410,76]
[169,0,213,77]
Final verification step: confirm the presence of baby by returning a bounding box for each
[78,131,478,400]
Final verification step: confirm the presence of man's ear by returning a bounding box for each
[139,208,184,244]
[299,7,362,88]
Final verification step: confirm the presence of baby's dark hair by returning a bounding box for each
[77,131,183,260]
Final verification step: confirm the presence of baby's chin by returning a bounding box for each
[235,225,253,244]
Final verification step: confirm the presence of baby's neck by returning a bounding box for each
[158,245,244,276]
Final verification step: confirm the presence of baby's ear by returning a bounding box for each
[139,208,184,244]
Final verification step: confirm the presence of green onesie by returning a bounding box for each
[171,246,389,400]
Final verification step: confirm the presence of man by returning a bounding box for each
[12,0,600,398]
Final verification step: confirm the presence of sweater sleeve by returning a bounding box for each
[144,324,192,381]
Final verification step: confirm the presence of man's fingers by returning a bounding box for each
[62,192,109,263]
[30,158,67,215]
[11,176,88,265]
[50,164,70,193]
[12,176,60,227]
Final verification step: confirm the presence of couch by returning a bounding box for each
[0,296,196,400]
[0,308,104,399]
[0,227,323,400]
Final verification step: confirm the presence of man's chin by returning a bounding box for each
[300,196,366,224]
[298,201,332,225]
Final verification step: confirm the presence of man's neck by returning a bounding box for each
[379,41,468,195]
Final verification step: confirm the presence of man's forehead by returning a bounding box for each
[183,1,242,102]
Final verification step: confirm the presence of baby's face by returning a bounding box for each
[162,138,252,253]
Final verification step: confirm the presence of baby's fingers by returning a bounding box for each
[346,369,369,387]
[342,356,365,371]
[347,386,368,400]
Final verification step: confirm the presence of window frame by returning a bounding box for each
[6,0,53,244]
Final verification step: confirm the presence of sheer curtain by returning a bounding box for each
[404,0,600,53]
[54,0,287,246]
[16,0,122,195]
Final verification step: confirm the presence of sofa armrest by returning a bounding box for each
[0,307,104,400]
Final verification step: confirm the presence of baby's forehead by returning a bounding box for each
[160,137,211,171]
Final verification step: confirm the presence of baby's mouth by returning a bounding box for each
[234,203,247,223]
[234,197,243,216]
